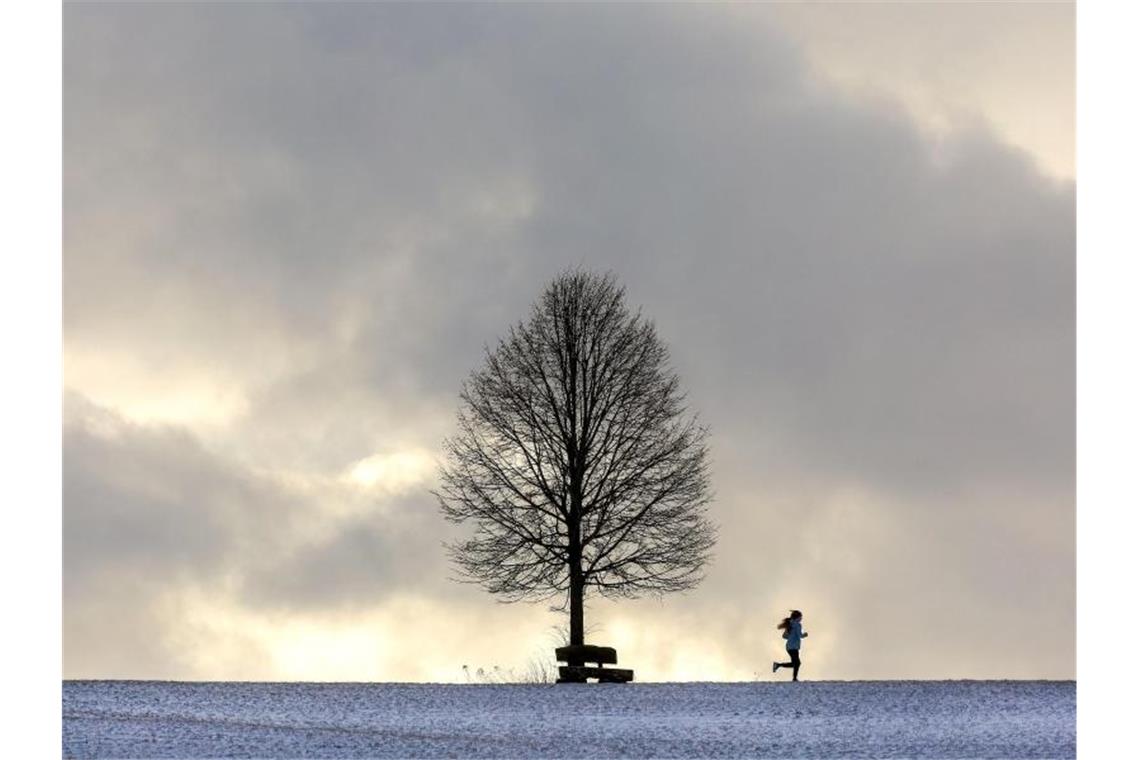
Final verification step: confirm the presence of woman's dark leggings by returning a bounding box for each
[777,648,801,680]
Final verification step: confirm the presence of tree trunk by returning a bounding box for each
[569,457,585,648]
[569,569,584,646]
[568,512,585,647]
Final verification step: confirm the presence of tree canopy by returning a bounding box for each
[435,270,716,645]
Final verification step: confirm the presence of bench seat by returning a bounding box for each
[555,645,618,666]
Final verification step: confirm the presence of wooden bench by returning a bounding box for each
[555,645,634,683]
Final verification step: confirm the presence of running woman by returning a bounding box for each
[772,610,808,681]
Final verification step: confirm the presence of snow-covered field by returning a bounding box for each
[63,680,1074,758]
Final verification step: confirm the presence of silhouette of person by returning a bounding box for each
[772,610,808,681]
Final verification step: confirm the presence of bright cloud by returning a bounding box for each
[344,450,437,494]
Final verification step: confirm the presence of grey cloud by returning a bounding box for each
[239,504,454,614]
[63,393,453,677]
[65,2,1072,678]
[64,393,295,587]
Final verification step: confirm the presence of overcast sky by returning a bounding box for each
[64,2,1073,681]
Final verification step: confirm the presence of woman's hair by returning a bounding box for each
[776,610,803,630]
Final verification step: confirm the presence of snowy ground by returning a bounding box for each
[63,680,1074,759]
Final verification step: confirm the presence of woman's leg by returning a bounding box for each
[775,649,797,675]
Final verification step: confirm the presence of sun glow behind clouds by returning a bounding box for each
[167,590,391,681]
[344,449,436,493]
[270,623,389,682]
[65,349,249,428]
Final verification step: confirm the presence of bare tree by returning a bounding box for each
[435,270,716,646]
